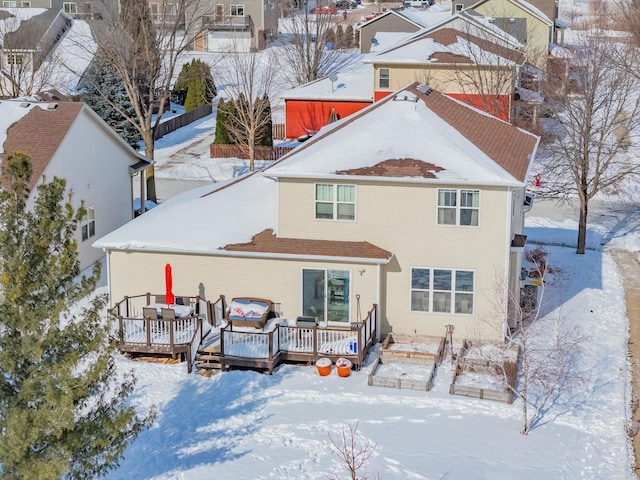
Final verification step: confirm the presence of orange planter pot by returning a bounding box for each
[336,358,352,377]
[316,358,332,376]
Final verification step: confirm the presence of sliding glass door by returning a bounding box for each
[302,269,350,323]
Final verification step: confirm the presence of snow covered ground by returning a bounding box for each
[103,1,638,477]
[101,207,634,479]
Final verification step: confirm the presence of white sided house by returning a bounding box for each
[0,99,152,271]
[95,83,539,342]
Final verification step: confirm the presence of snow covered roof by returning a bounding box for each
[267,83,539,186]
[280,64,373,102]
[369,31,414,52]
[0,7,47,45]
[0,100,151,191]
[397,7,452,27]
[369,27,524,66]
[95,174,278,254]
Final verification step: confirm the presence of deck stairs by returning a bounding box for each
[195,333,223,375]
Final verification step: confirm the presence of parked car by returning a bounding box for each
[310,5,337,13]
[363,11,384,21]
[335,0,356,8]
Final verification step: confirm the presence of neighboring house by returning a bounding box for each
[95,83,539,342]
[367,26,524,120]
[186,0,278,52]
[451,0,554,69]
[0,99,151,270]
[280,64,373,139]
[358,7,450,53]
[0,8,72,94]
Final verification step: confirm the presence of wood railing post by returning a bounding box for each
[169,320,175,354]
[146,319,151,346]
[118,316,124,344]
[123,296,129,317]
[313,326,318,362]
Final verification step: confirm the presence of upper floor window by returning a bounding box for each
[81,206,96,241]
[315,184,355,221]
[3,1,16,6]
[437,188,479,226]
[230,4,244,15]
[411,268,474,314]
[63,2,77,13]
[149,2,159,19]
[455,3,463,11]
[7,53,23,65]
[20,0,30,6]
[379,68,389,89]
[164,2,177,15]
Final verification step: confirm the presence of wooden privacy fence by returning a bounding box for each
[209,144,294,161]
[272,123,285,140]
[154,103,213,140]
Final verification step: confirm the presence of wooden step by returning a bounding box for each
[196,354,222,362]
[196,362,223,370]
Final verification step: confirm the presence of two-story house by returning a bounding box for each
[451,0,554,69]
[0,8,73,97]
[187,0,278,52]
[95,83,539,341]
[367,26,524,120]
[1,99,152,271]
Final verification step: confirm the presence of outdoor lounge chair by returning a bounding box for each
[161,308,176,321]
[226,297,274,329]
[143,307,158,319]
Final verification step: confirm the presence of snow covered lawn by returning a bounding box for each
[105,244,632,480]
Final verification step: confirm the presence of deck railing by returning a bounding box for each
[219,304,378,371]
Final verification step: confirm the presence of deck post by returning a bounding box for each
[123,296,129,317]
[186,345,193,373]
[118,316,124,345]
[169,319,175,357]
[146,318,151,346]
[146,292,151,305]
[312,326,318,363]
[268,331,274,374]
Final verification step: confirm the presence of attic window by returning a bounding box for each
[46,103,58,110]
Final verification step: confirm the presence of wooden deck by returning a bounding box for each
[114,294,378,375]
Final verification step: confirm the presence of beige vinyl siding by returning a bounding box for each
[359,15,420,54]
[278,179,510,341]
[375,64,517,96]
[107,251,378,323]
[473,0,550,68]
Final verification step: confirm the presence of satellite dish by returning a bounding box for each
[328,72,339,91]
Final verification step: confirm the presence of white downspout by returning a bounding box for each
[376,262,381,342]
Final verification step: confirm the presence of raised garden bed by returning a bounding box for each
[379,333,446,364]
[368,356,435,391]
[449,340,519,404]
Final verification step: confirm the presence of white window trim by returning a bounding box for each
[230,4,244,15]
[63,1,77,13]
[314,183,356,222]
[81,206,96,241]
[379,68,390,89]
[410,267,474,315]
[436,188,480,227]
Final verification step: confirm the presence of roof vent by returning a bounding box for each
[416,84,432,95]
[19,102,30,108]
[46,103,58,110]
[393,92,418,102]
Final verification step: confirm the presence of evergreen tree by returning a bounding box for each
[335,24,345,49]
[344,24,354,49]
[0,153,153,480]
[354,25,360,49]
[325,27,336,47]
[258,94,273,147]
[84,59,142,150]
[184,74,208,112]
[173,59,216,109]
[214,98,231,144]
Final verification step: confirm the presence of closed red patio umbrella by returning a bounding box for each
[165,263,175,305]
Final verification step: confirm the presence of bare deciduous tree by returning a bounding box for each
[539,20,640,254]
[215,47,278,171]
[487,248,585,434]
[278,1,339,85]
[329,421,380,480]
[73,0,209,202]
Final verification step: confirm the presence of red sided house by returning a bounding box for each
[280,65,373,139]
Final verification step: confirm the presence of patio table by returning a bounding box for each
[146,303,194,318]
